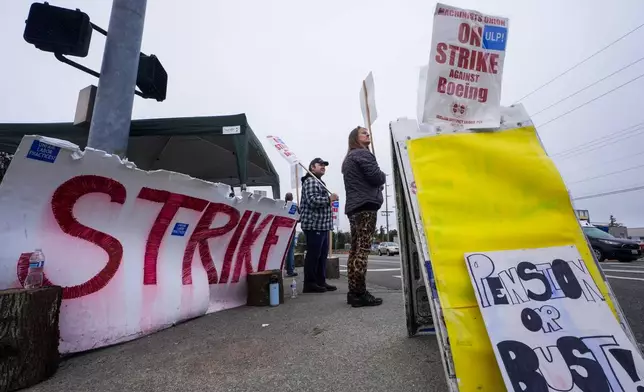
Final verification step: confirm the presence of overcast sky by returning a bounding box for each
[2,0,644,231]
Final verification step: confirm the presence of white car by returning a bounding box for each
[378,242,399,256]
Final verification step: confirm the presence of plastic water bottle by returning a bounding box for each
[290,278,297,299]
[24,248,45,289]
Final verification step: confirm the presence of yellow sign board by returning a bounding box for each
[407,125,618,391]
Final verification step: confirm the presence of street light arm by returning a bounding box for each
[54,52,99,77]
[54,52,147,98]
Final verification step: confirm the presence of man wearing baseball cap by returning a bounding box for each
[299,157,339,293]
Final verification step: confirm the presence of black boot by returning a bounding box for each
[322,283,337,291]
[347,292,359,305]
[351,291,383,308]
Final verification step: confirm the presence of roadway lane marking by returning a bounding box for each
[605,275,644,282]
[339,268,401,273]
[338,259,401,265]
[603,269,644,274]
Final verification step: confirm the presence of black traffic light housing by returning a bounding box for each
[23,2,167,102]
[23,2,92,58]
[137,54,168,102]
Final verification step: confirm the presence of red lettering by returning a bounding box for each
[437,76,447,93]
[26,175,127,299]
[457,47,470,69]
[475,51,489,73]
[489,53,499,74]
[259,216,296,272]
[138,188,208,285]
[182,202,240,285]
[435,42,447,64]
[231,212,274,283]
[448,45,460,66]
[470,26,482,47]
[218,210,251,284]
[457,23,470,44]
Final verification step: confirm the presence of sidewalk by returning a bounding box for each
[26,271,446,392]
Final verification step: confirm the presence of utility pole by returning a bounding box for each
[87,0,147,157]
[385,184,390,240]
[381,182,394,241]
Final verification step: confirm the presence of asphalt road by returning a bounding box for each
[338,254,644,345]
[338,254,403,290]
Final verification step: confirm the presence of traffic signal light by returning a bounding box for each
[137,54,168,102]
[23,2,92,58]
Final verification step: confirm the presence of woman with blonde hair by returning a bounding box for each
[341,126,386,307]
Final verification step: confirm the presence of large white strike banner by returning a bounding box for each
[422,3,509,128]
[0,136,298,353]
[465,245,644,392]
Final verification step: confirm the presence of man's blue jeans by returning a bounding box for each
[285,235,296,275]
[303,230,328,286]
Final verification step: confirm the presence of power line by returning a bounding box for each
[567,162,644,185]
[561,150,644,172]
[557,128,644,161]
[514,22,644,103]
[538,73,644,128]
[532,56,644,117]
[556,127,644,160]
[573,184,644,201]
[551,122,644,158]
[553,122,644,157]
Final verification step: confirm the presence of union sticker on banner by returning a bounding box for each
[465,245,644,392]
[422,3,509,128]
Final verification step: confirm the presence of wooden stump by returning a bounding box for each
[0,286,63,392]
[247,270,284,306]
[294,253,304,268]
[326,257,340,279]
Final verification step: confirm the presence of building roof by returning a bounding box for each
[628,227,644,237]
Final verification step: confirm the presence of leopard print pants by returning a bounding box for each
[347,211,377,294]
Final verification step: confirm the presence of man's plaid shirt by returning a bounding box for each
[299,175,333,231]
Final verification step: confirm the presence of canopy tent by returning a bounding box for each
[0,114,281,198]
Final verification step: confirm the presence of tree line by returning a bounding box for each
[296,226,398,252]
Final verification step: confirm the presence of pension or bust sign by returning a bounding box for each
[422,3,509,128]
[465,245,644,392]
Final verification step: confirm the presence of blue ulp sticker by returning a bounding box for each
[288,204,297,214]
[482,25,508,51]
[27,140,60,163]
[171,223,189,236]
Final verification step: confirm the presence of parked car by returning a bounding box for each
[581,223,642,262]
[378,242,399,256]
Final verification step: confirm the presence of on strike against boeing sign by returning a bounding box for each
[465,245,644,392]
[422,3,509,128]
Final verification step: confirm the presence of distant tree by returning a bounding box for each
[0,152,12,183]
[609,215,623,227]
[335,230,349,249]
[296,232,307,253]
[388,229,398,242]
[378,226,386,242]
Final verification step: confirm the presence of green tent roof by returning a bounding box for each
[0,114,281,197]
